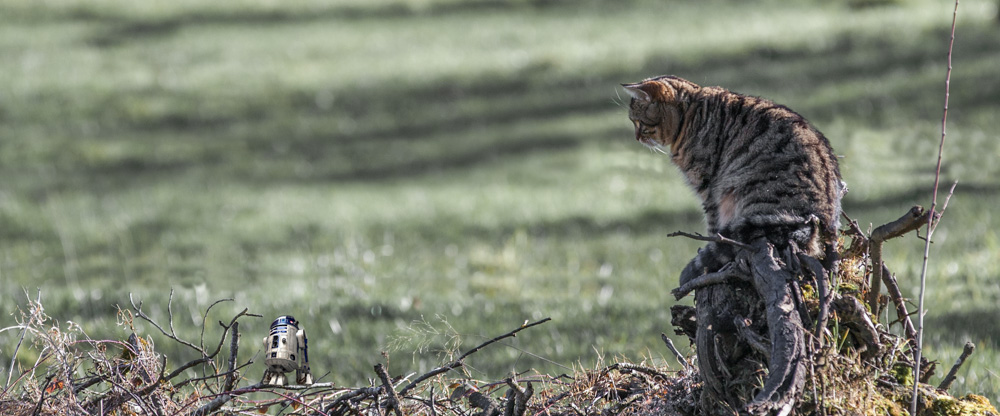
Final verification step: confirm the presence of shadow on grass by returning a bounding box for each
[927,306,1000,348]
[37,0,652,48]
[16,10,1000,197]
[843,182,1000,212]
[317,132,584,182]
[72,0,644,47]
[429,182,1000,244]
[505,208,705,240]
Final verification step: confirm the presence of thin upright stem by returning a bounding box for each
[911,1,958,414]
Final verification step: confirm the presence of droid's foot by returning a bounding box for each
[296,368,313,385]
[262,370,288,386]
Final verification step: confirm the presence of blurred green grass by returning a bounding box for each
[1,0,998,401]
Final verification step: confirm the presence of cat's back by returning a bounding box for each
[682,85,843,250]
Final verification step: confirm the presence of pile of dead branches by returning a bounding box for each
[1,211,997,416]
[0,294,692,416]
[664,205,997,415]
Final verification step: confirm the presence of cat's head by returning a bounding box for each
[622,76,699,151]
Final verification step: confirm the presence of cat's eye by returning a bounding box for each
[639,122,656,135]
[631,119,657,137]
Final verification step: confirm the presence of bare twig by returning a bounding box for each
[181,381,336,416]
[671,263,749,299]
[870,206,932,243]
[840,212,869,259]
[880,264,918,345]
[5,290,43,394]
[129,295,257,386]
[163,358,214,383]
[913,1,959,414]
[375,363,404,416]
[937,181,958,228]
[187,393,232,416]
[397,318,551,396]
[504,385,517,416]
[938,342,975,391]
[120,299,257,414]
[321,385,383,414]
[200,298,234,351]
[172,361,253,390]
[667,231,752,251]
[83,361,166,415]
[602,362,669,380]
[660,334,691,371]
[503,379,533,416]
[543,391,572,410]
[519,382,533,416]
[185,309,258,386]
[129,292,200,353]
[264,389,331,416]
[429,385,438,416]
[212,310,256,366]
[223,322,240,393]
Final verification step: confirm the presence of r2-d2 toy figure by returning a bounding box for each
[262,315,313,385]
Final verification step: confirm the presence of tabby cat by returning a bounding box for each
[623,75,844,279]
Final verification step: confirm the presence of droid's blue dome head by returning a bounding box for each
[271,315,298,330]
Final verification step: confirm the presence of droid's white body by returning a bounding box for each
[261,315,313,385]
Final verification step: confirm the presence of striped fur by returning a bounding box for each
[623,75,844,274]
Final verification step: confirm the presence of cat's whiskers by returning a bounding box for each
[641,141,669,155]
[612,88,625,107]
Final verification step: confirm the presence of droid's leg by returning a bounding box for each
[296,330,313,385]
[296,365,313,385]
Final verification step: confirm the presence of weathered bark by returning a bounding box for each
[682,237,812,415]
[939,342,976,391]
[743,239,807,416]
[831,294,880,358]
[695,284,745,412]
[669,305,697,344]
[867,206,931,314]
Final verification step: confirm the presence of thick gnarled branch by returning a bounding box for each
[671,263,749,299]
[867,205,936,314]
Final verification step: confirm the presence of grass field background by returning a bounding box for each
[1,0,998,403]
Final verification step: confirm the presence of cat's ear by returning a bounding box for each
[621,83,652,101]
[622,80,676,102]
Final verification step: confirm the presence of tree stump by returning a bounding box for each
[680,237,820,415]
